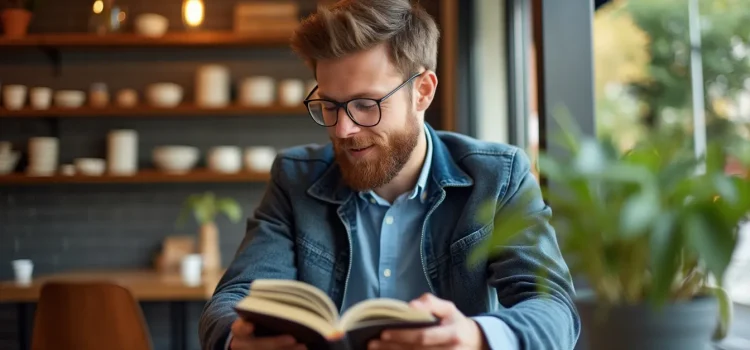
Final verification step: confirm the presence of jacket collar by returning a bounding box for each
[307,123,473,205]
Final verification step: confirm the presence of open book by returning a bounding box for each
[234,279,439,350]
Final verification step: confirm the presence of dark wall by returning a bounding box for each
[0,1,446,349]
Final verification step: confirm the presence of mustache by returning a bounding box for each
[334,136,381,149]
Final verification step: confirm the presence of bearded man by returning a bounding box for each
[199,0,580,349]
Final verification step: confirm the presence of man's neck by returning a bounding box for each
[373,128,428,203]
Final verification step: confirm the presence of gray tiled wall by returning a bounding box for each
[0,0,445,349]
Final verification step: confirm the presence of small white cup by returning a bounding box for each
[3,85,27,110]
[208,146,242,173]
[181,254,202,286]
[29,87,52,110]
[278,79,305,106]
[12,259,34,286]
[244,146,277,172]
[239,76,275,106]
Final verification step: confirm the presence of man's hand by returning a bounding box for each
[229,318,306,350]
[368,294,489,350]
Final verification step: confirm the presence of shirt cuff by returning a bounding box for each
[224,333,233,350]
[472,316,520,350]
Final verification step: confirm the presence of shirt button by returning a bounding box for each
[385,216,394,225]
[421,192,427,201]
[370,198,376,204]
[383,269,392,277]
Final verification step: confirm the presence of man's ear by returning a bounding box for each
[415,71,438,112]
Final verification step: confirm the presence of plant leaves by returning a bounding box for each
[620,189,660,238]
[685,214,736,283]
[648,211,679,306]
[217,198,243,223]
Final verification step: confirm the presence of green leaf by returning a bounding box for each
[685,214,736,282]
[702,286,733,341]
[648,211,680,306]
[217,198,243,223]
[620,189,660,238]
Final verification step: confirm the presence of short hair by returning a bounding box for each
[290,0,440,79]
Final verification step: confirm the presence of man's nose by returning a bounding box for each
[334,107,361,139]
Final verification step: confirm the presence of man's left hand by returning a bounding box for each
[368,293,489,350]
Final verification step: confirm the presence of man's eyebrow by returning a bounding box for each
[317,91,383,101]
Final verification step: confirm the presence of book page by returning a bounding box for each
[250,279,339,323]
[235,296,338,338]
[339,298,436,331]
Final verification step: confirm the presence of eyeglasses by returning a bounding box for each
[303,72,423,127]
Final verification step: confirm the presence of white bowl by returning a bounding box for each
[153,146,199,174]
[208,146,242,173]
[74,158,106,176]
[54,90,86,108]
[0,151,20,175]
[135,13,169,38]
[147,83,183,108]
[244,146,276,172]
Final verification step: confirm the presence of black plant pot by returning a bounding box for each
[575,290,719,350]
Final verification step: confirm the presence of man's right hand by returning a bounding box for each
[229,318,307,350]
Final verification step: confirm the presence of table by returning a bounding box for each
[0,269,224,350]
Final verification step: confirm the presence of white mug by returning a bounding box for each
[3,85,27,110]
[278,79,305,106]
[27,137,59,176]
[208,146,242,173]
[181,254,203,286]
[12,259,34,286]
[244,146,277,172]
[30,87,52,110]
[239,76,275,106]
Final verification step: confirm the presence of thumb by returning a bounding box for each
[409,293,459,322]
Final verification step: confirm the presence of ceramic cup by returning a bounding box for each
[29,87,53,110]
[181,254,202,286]
[278,79,305,106]
[244,146,277,172]
[3,85,27,110]
[12,259,33,286]
[208,146,242,173]
[239,76,275,106]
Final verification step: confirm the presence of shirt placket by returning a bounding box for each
[378,197,401,298]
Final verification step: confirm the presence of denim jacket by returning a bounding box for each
[199,124,581,350]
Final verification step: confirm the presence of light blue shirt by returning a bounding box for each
[341,124,519,350]
[226,125,518,349]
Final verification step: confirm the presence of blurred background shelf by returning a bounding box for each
[0,31,292,48]
[0,104,308,118]
[0,169,270,184]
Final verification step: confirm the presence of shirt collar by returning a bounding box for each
[359,124,433,204]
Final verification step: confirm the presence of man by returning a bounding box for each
[199,0,580,349]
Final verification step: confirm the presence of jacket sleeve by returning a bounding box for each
[199,156,298,350]
[481,149,581,350]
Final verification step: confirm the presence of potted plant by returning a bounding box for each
[473,114,750,350]
[178,191,242,273]
[2,0,38,38]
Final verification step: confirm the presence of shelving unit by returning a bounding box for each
[0,104,308,118]
[0,169,270,185]
[0,30,292,48]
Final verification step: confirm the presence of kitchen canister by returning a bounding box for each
[27,137,59,176]
[196,64,230,108]
[107,129,138,175]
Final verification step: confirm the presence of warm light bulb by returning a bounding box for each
[93,0,103,14]
[183,0,204,28]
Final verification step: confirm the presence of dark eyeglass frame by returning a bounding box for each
[303,71,423,127]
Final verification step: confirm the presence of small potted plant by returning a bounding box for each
[473,113,750,350]
[178,191,242,273]
[2,0,38,38]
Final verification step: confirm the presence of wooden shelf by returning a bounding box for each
[0,31,292,48]
[0,169,270,185]
[0,104,308,118]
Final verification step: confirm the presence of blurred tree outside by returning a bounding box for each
[594,0,750,149]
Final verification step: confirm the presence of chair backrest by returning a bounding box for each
[31,281,153,350]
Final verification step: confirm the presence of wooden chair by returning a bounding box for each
[30,281,153,350]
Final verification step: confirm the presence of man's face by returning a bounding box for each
[315,45,422,191]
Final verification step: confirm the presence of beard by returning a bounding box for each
[333,114,421,192]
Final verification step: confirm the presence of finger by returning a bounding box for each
[409,293,459,321]
[231,319,254,337]
[380,324,458,346]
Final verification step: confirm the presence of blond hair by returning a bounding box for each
[291,0,440,79]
